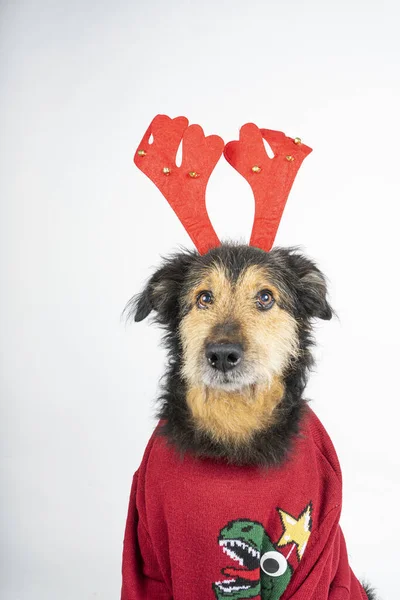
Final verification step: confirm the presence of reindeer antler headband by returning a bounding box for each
[134,115,312,254]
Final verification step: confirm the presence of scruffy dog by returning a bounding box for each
[121,116,376,600]
[131,245,330,466]
[122,244,376,600]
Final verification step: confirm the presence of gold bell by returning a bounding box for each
[294,137,302,145]
[251,165,262,173]
[162,167,171,175]
[137,149,147,156]
[188,171,200,178]
[286,155,295,162]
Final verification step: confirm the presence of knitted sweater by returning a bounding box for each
[121,405,367,600]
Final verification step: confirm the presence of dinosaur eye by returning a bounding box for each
[260,551,288,577]
[197,290,213,309]
[256,289,275,311]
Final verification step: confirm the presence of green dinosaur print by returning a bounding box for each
[212,519,292,600]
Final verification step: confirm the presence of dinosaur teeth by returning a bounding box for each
[215,580,252,592]
[222,546,244,566]
[249,547,260,558]
[219,539,260,560]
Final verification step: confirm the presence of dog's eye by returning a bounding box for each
[256,289,275,311]
[197,291,213,309]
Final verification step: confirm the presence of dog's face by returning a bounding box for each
[129,245,332,443]
[179,262,299,393]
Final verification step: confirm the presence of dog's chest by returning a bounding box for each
[140,419,341,599]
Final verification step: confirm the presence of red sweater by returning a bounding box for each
[121,406,367,600]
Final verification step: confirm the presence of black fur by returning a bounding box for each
[125,243,333,468]
[362,582,379,599]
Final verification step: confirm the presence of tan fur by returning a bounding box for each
[180,263,299,442]
[187,378,285,444]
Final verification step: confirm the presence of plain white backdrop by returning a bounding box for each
[1,0,399,598]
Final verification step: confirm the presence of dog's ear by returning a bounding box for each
[125,251,196,325]
[286,251,333,321]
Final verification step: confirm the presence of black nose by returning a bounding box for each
[205,343,243,372]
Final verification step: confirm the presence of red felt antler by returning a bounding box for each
[134,115,224,254]
[224,124,313,251]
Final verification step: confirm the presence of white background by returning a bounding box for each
[1,1,399,598]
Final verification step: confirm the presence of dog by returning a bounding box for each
[121,243,377,600]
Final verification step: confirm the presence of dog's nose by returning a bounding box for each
[205,343,243,372]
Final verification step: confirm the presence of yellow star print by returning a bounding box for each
[277,503,312,561]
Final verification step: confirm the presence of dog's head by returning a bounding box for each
[128,244,332,447]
